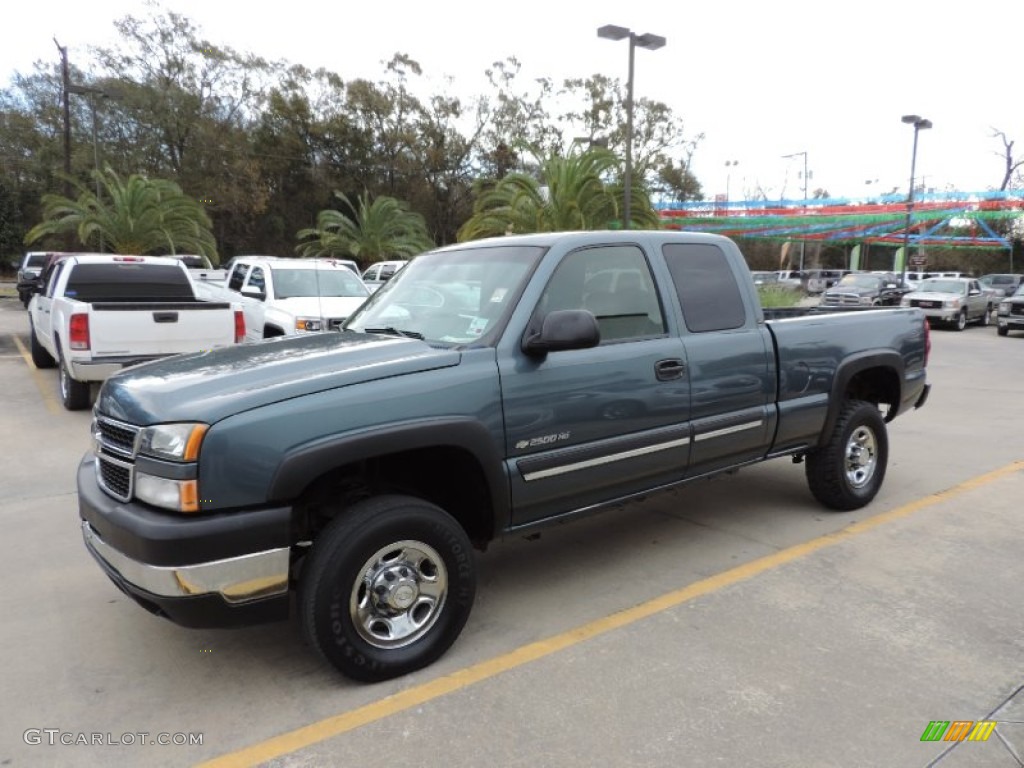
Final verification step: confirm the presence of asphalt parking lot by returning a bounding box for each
[2,295,1024,768]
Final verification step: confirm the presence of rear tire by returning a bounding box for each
[806,399,888,511]
[58,350,91,411]
[981,307,991,326]
[300,494,476,682]
[29,321,56,369]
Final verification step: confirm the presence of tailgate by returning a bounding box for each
[87,302,237,356]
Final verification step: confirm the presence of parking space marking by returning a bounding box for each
[197,460,1024,768]
[11,334,61,415]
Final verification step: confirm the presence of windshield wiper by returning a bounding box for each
[362,326,425,340]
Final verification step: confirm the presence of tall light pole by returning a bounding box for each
[725,160,739,204]
[782,151,809,271]
[68,83,109,250]
[899,115,932,287]
[597,24,666,230]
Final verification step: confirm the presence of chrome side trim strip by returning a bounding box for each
[693,420,762,442]
[82,522,289,604]
[521,436,691,482]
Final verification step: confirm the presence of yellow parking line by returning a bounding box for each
[197,460,1024,768]
[11,334,61,415]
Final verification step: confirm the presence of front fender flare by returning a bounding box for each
[267,416,510,527]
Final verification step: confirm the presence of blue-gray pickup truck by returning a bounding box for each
[79,230,930,682]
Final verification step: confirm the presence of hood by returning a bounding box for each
[97,331,460,425]
[273,295,367,319]
[905,290,962,301]
[826,286,875,297]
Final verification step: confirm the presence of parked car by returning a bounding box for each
[193,256,370,340]
[78,229,930,683]
[978,273,1024,299]
[28,255,244,409]
[996,284,1024,336]
[16,251,64,307]
[362,260,408,292]
[775,269,804,289]
[900,277,992,330]
[750,270,780,285]
[819,272,910,308]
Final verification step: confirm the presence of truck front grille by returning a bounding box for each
[97,454,133,502]
[96,417,140,457]
[94,415,140,502]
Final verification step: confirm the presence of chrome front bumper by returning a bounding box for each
[81,521,289,604]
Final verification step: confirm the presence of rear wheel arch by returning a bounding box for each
[818,355,901,447]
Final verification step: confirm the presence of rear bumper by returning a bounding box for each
[69,356,169,381]
[78,455,293,628]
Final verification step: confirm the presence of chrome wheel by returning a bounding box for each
[844,425,878,488]
[350,539,448,649]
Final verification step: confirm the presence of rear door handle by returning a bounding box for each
[655,358,686,381]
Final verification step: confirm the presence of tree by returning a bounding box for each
[25,165,217,258]
[295,190,434,263]
[457,145,659,241]
[992,128,1024,191]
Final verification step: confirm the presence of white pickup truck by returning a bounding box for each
[28,254,245,410]
[193,256,370,340]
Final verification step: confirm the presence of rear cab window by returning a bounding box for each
[64,263,195,302]
[662,243,747,333]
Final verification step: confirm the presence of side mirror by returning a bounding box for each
[241,285,266,300]
[968,289,981,296]
[522,309,600,357]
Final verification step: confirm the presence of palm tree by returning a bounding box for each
[457,145,660,241]
[25,166,217,260]
[295,191,434,263]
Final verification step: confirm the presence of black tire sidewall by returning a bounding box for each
[301,496,475,682]
[807,400,888,511]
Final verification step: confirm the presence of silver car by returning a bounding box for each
[900,277,992,331]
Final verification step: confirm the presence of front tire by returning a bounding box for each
[981,306,991,326]
[58,351,91,410]
[806,399,888,511]
[954,310,967,331]
[998,325,1010,337]
[300,494,476,682]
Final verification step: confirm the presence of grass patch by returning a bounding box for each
[757,284,804,308]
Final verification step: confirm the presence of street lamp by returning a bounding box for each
[782,151,809,271]
[68,83,108,250]
[899,114,932,286]
[597,24,666,230]
[724,160,739,204]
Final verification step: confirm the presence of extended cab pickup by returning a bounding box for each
[29,255,245,410]
[193,256,370,340]
[78,231,930,682]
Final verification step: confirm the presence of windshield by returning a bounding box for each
[346,245,544,346]
[271,268,369,299]
[917,279,966,294]
[836,274,881,288]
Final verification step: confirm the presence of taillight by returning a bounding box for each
[234,310,245,343]
[69,314,90,350]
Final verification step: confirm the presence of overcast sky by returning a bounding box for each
[3,0,1022,201]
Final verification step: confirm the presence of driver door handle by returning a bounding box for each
[655,358,686,381]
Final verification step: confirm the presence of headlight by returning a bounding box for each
[135,472,199,513]
[999,302,1010,315]
[295,317,322,332]
[859,296,874,305]
[138,423,208,462]
[944,299,960,309]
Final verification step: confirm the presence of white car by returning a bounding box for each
[195,257,370,340]
[362,260,408,293]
